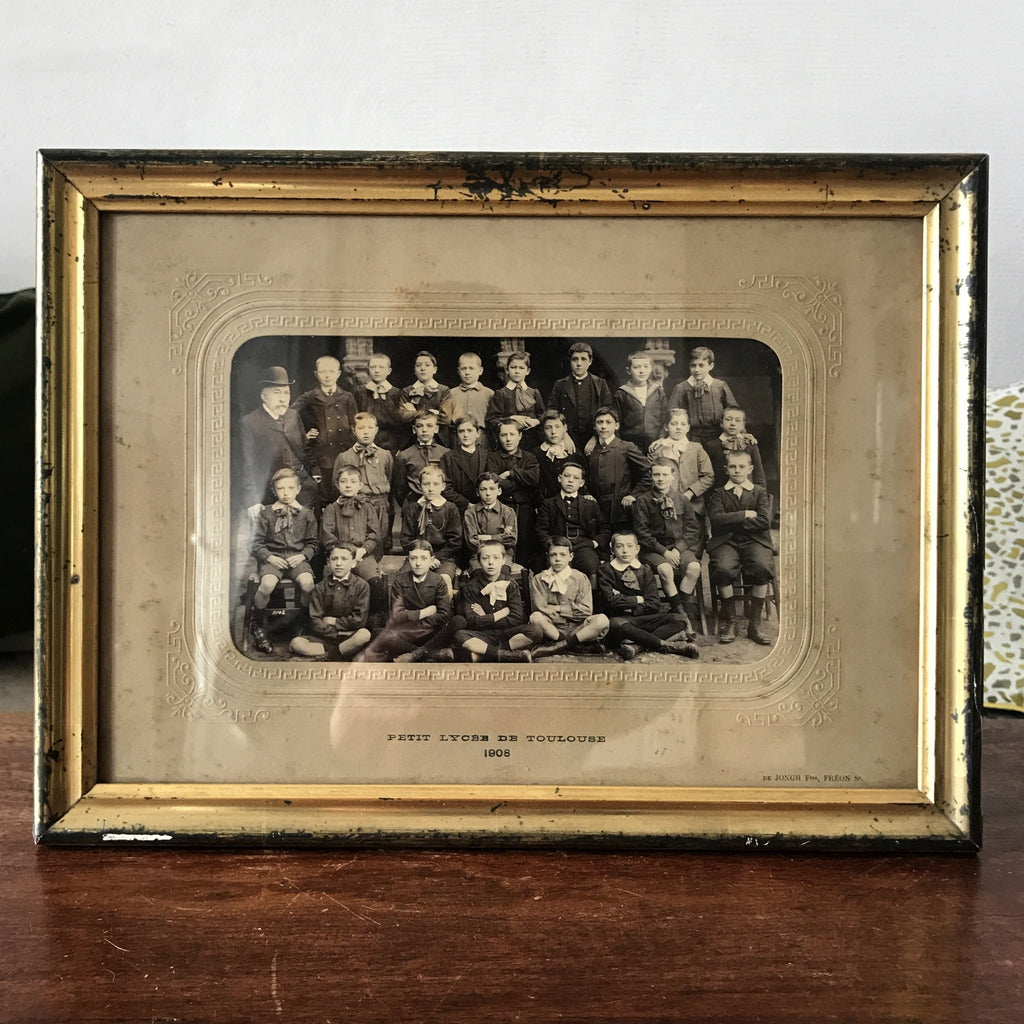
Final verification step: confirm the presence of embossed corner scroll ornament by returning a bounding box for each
[169,272,274,374]
[737,624,841,728]
[740,275,843,378]
[166,621,270,723]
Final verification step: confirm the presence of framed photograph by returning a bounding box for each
[36,151,985,849]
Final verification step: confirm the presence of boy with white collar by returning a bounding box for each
[535,460,608,585]
[508,537,610,659]
[464,472,518,569]
[394,409,450,507]
[537,410,578,498]
[289,543,372,660]
[291,354,358,505]
[399,464,461,595]
[548,341,613,453]
[452,540,531,662]
[353,352,416,453]
[668,345,739,446]
[597,532,699,660]
[400,350,453,447]
[648,408,715,512]
[707,451,774,646]
[613,351,668,452]
[705,406,766,490]
[485,350,545,449]
[361,540,455,663]
[249,468,318,655]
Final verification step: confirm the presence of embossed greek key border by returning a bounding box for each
[167,276,842,726]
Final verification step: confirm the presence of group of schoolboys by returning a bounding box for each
[245,343,775,663]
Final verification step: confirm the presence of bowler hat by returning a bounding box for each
[258,366,294,387]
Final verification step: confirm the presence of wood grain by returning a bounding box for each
[1,712,1021,1023]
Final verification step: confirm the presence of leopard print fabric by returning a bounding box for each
[985,384,1024,711]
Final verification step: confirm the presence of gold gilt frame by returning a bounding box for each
[36,152,985,849]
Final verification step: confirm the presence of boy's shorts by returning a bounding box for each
[534,613,609,642]
[708,541,773,586]
[643,547,699,572]
[258,558,314,583]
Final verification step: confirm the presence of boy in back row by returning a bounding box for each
[244,342,774,658]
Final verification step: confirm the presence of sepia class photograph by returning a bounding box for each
[230,335,783,669]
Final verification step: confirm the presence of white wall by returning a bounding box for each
[4,1,1019,383]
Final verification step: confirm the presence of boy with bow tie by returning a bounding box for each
[354,352,416,453]
[668,345,739,446]
[597,532,699,660]
[705,407,767,490]
[399,350,453,448]
[536,410,578,498]
[249,468,318,655]
[289,543,372,661]
[485,350,545,449]
[451,540,531,662]
[707,451,774,646]
[319,465,382,581]
[534,460,608,585]
[393,410,450,508]
[399,464,461,596]
[647,408,715,515]
[632,458,703,627]
[508,537,610,660]
[332,413,395,548]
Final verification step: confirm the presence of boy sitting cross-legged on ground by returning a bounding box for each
[249,468,318,655]
[360,540,457,663]
[451,539,531,663]
[507,537,610,660]
[289,543,372,661]
[597,531,699,661]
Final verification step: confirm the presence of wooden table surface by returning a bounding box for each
[2,711,1021,1024]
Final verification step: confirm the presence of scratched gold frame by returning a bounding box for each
[35,152,985,849]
